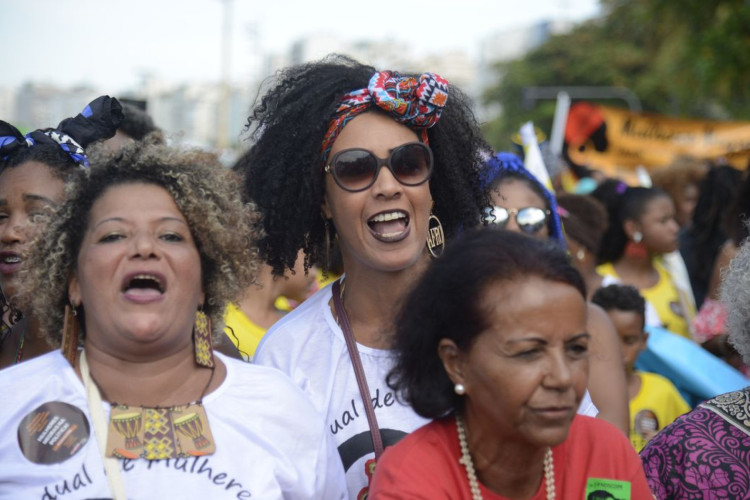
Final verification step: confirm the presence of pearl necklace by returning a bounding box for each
[456,414,555,500]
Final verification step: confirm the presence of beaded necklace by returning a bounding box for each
[455,414,555,500]
[0,307,24,364]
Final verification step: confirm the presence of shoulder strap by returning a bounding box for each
[332,279,385,459]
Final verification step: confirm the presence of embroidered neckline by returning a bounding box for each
[701,389,750,438]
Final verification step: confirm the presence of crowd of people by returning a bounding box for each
[1,54,749,499]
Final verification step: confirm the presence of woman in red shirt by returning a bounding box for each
[370,229,652,499]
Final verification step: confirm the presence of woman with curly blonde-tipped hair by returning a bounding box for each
[0,141,347,499]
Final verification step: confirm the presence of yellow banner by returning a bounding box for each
[565,103,750,180]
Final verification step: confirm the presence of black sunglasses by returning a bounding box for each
[481,206,550,234]
[324,142,433,193]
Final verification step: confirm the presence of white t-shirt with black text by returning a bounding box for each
[254,283,430,499]
[0,351,347,500]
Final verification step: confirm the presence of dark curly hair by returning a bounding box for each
[118,102,161,141]
[591,180,670,264]
[387,228,586,419]
[234,54,489,275]
[21,140,260,343]
[591,284,646,329]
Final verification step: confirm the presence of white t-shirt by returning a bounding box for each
[255,282,599,497]
[254,283,430,499]
[0,351,347,500]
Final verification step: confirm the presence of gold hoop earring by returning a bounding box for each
[426,212,445,258]
[324,218,332,270]
[61,304,81,366]
[194,309,215,368]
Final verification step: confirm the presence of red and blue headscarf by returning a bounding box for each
[321,71,449,163]
[0,95,123,169]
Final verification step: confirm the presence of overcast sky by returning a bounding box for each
[1,0,600,92]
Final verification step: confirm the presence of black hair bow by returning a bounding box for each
[0,95,124,168]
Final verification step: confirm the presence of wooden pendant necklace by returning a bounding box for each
[455,414,555,500]
[80,350,217,461]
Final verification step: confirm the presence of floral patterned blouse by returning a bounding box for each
[640,388,750,499]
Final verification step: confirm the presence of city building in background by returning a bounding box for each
[1,19,572,159]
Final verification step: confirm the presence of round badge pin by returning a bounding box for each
[18,401,90,464]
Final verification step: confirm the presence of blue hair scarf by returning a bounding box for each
[0,95,123,168]
[480,151,565,247]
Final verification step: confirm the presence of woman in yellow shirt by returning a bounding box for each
[592,180,694,339]
[224,251,319,360]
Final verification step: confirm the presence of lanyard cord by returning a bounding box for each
[79,350,128,500]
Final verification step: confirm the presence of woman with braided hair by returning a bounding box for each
[235,54,487,497]
[0,96,123,368]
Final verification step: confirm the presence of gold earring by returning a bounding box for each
[193,309,215,368]
[324,218,332,270]
[426,212,445,258]
[61,304,80,366]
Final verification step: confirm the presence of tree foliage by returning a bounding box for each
[482,0,750,150]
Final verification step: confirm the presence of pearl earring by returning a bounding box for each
[633,231,643,243]
[454,383,466,395]
[576,249,585,261]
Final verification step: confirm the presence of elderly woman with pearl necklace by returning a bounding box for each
[370,229,652,499]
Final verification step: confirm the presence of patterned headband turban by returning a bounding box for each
[0,95,123,169]
[320,71,449,164]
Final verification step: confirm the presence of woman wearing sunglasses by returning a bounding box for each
[479,152,630,436]
[234,55,487,498]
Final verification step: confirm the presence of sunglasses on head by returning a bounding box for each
[324,142,433,193]
[481,206,550,234]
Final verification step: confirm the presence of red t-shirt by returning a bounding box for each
[370,415,653,499]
